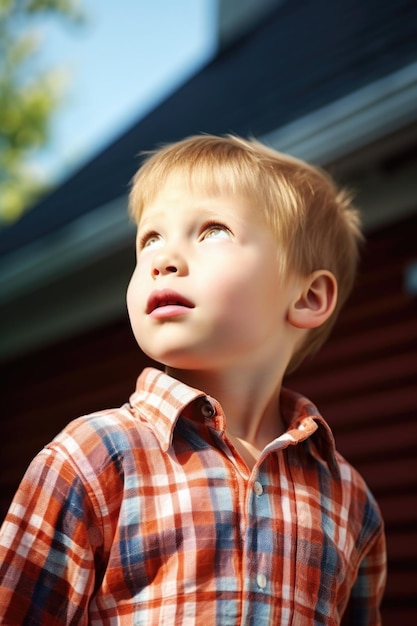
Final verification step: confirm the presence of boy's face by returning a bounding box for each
[127,174,299,373]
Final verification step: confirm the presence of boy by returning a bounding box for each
[0,135,386,624]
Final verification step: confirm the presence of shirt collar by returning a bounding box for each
[279,386,340,478]
[129,367,209,452]
[130,367,339,476]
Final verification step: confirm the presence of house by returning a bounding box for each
[1,1,416,621]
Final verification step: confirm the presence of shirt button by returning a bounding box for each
[256,573,267,589]
[253,481,263,496]
[200,399,215,418]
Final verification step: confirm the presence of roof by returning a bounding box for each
[1,0,417,256]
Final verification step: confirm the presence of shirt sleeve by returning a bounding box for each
[0,446,104,625]
[341,524,387,626]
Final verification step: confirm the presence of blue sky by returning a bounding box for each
[33,0,216,184]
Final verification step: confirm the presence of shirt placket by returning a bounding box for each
[212,436,283,625]
[242,468,273,626]
[238,441,299,626]
[198,397,300,625]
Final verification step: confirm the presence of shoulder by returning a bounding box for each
[29,404,158,504]
[334,450,384,545]
[47,403,158,474]
[12,403,160,525]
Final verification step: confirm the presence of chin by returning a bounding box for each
[139,343,198,370]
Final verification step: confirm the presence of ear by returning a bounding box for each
[288,270,338,329]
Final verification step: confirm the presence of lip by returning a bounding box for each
[146,289,195,318]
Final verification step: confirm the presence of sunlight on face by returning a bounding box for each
[127,176,297,374]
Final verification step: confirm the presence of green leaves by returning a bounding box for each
[0,0,81,224]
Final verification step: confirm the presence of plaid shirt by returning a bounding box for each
[0,367,386,625]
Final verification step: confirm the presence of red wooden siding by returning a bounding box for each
[1,212,416,624]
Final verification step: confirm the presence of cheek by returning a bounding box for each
[126,282,137,332]
[214,263,282,324]
[126,268,145,320]
[206,266,258,318]
[126,278,134,314]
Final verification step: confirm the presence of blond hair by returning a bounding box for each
[129,134,363,373]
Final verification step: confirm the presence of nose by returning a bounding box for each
[151,249,188,277]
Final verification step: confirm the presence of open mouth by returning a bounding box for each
[146,290,195,314]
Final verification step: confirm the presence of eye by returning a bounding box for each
[138,230,163,250]
[201,222,232,241]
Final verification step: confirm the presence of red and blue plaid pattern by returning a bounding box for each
[0,368,386,624]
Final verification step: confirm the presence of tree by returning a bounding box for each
[0,0,82,225]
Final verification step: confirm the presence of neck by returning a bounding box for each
[166,362,287,450]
